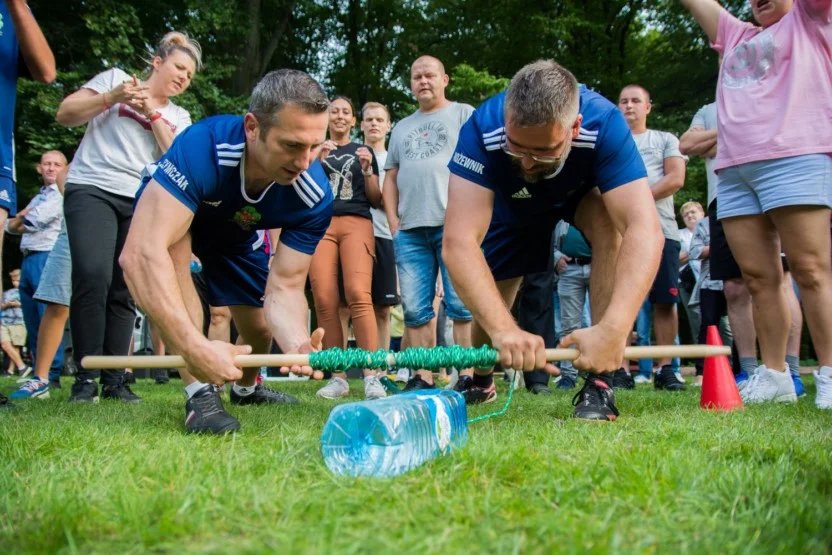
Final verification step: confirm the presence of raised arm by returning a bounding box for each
[6,0,55,83]
[382,167,401,236]
[120,181,244,384]
[679,0,723,43]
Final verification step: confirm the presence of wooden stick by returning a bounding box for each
[81,345,731,370]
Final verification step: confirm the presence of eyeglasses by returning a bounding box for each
[500,134,564,165]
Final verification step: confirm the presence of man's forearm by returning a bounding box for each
[600,223,663,332]
[264,286,309,353]
[651,173,684,200]
[443,238,515,338]
[122,248,207,362]
[679,129,717,157]
[383,179,400,234]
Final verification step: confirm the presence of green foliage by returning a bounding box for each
[447,64,510,108]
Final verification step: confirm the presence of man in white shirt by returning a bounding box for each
[619,85,687,391]
[6,150,67,395]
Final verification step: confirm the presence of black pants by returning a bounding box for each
[515,254,556,388]
[65,184,136,385]
[696,288,739,376]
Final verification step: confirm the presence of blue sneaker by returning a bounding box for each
[790,370,806,398]
[735,370,749,391]
[10,378,50,400]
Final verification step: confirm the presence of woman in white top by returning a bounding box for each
[55,32,201,403]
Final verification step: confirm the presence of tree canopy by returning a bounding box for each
[14,0,752,211]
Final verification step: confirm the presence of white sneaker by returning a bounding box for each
[363,376,387,400]
[741,365,797,404]
[316,377,349,399]
[395,368,410,383]
[634,375,651,385]
[814,367,832,410]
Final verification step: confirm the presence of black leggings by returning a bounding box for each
[696,288,740,376]
[64,184,136,385]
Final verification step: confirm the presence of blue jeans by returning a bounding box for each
[557,263,593,377]
[636,298,680,377]
[20,251,64,380]
[394,227,472,327]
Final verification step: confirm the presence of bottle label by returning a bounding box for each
[428,397,452,454]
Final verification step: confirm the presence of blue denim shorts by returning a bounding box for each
[34,222,71,306]
[717,153,832,219]
[393,226,472,327]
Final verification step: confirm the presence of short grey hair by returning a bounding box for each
[249,69,330,133]
[505,60,579,129]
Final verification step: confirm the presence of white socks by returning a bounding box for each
[185,381,208,399]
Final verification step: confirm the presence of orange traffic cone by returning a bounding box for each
[700,325,743,411]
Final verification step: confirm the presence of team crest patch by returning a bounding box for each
[232,206,262,231]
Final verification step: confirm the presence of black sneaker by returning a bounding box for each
[454,375,497,404]
[151,369,170,384]
[403,375,435,392]
[572,377,619,421]
[654,365,685,391]
[611,368,635,390]
[102,383,143,403]
[185,385,240,435]
[528,383,552,395]
[123,372,137,385]
[557,374,578,390]
[69,380,99,404]
[230,383,299,405]
[48,379,61,390]
[0,393,16,409]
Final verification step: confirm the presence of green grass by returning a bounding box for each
[1,377,831,554]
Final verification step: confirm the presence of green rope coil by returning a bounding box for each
[308,345,499,372]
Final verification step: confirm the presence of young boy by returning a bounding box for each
[1,269,31,378]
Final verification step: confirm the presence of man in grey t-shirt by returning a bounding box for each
[383,55,474,391]
[619,84,687,391]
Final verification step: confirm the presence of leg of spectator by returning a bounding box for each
[374,305,391,351]
[338,304,350,349]
[635,299,653,379]
[771,206,832,367]
[557,265,587,381]
[783,273,802,363]
[340,216,378,376]
[653,303,678,367]
[309,226,344,352]
[722,214,788,370]
[64,186,119,386]
[1,340,25,372]
[724,278,756,363]
[18,255,41,376]
[100,197,138,386]
[31,303,69,382]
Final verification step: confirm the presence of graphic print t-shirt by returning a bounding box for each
[322,142,378,219]
[385,102,474,230]
[67,68,192,198]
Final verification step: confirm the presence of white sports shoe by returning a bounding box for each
[813,367,832,410]
[317,377,350,399]
[634,375,651,385]
[363,376,387,400]
[740,365,797,404]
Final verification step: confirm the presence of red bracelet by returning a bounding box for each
[150,112,163,122]
[102,92,110,110]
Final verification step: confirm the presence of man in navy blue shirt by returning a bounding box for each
[443,60,663,421]
[0,0,55,410]
[121,70,333,434]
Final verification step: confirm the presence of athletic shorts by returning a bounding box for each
[0,176,18,217]
[708,200,742,281]
[372,236,399,306]
[482,218,559,281]
[717,153,832,219]
[648,238,680,305]
[192,234,269,308]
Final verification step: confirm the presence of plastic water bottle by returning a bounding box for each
[321,390,468,478]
